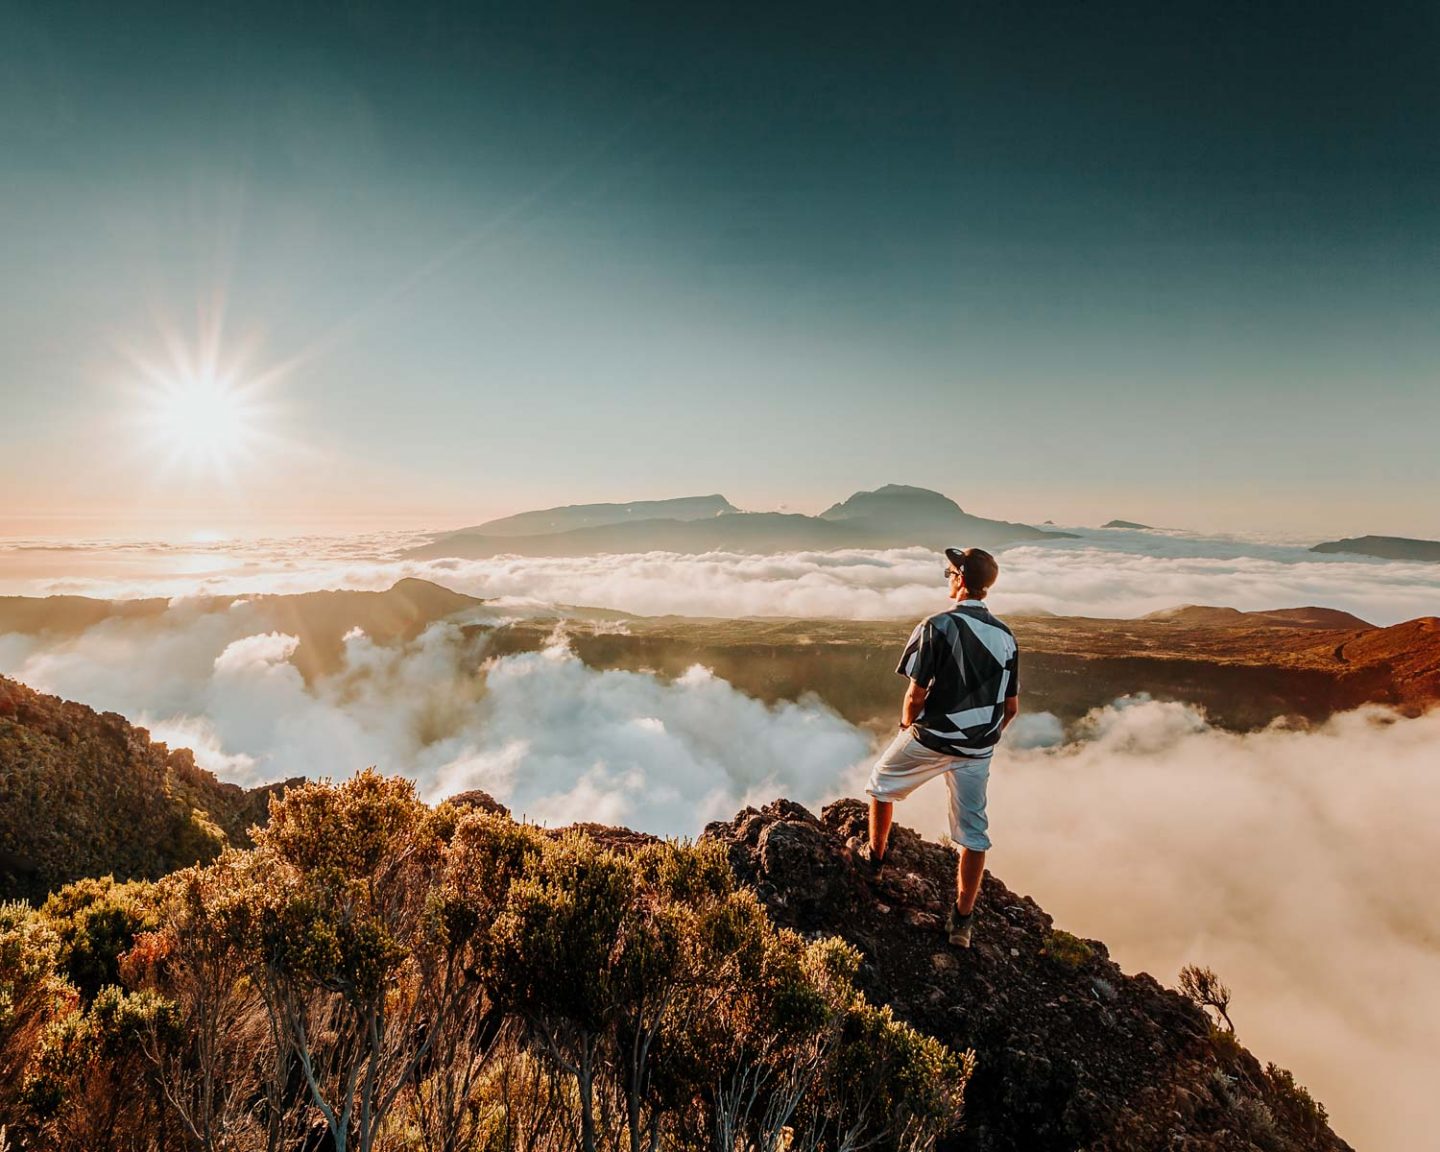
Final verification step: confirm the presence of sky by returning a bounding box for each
[3,1,1439,539]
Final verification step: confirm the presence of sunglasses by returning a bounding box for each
[944,568,963,580]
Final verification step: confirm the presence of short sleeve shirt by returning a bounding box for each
[896,599,1020,757]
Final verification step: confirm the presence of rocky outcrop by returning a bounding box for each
[703,799,1351,1152]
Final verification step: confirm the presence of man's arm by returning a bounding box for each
[901,680,927,728]
[1001,695,1020,732]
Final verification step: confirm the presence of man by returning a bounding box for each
[859,547,1020,948]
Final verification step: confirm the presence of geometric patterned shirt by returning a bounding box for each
[896,598,1020,758]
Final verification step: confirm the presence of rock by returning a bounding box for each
[700,796,1353,1152]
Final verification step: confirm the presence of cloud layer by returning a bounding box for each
[0,609,870,830]
[6,529,1440,625]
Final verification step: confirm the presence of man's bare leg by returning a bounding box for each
[956,849,985,914]
[868,797,894,859]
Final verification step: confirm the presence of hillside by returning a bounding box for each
[0,676,292,902]
[1142,605,1374,630]
[0,757,1349,1151]
[705,799,1350,1151]
[477,609,1440,731]
[0,577,486,682]
[1310,535,1440,562]
[407,485,1071,560]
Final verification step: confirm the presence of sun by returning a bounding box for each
[141,370,266,475]
[126,312,289,483]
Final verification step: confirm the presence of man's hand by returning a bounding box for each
[1000,695,1020,732]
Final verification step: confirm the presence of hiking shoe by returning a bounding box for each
[946,905,974,949]
[855,840,886,877]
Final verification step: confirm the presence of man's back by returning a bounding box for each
[897,598,1019,757]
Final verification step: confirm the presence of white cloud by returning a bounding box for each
[5,530,1439,624]
[0,611,871,822]
[434,638,870,830]
[139,713,259,780]
[212,631,300,674]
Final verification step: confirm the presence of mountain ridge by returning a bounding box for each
[1310,534,1440,562]
[456,494,739,536]
[407,485,1073,560]
[1141,604,1374,630]
[0,578,487,683]
[479,611,1440,731]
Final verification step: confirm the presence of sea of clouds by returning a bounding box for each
[4,526,1440,624]
[3,530,1439,1149]
[947,703,1440,1152]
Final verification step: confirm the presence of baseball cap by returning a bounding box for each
[944,546,999,592]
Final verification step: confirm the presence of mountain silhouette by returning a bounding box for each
[455,494,739,536]
[1310,534,1440,562]
[407,485,1072,560]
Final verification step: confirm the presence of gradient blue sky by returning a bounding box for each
[2,1,1438,538]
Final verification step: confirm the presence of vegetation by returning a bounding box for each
[1039,929,1095,971]
[0,771,970,1152]
[1179,963,1234,1032]
[0,676,283,903]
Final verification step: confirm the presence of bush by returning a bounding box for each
[2,773,975,1152]
[1264,1062,1328,1139]
[1042,929,1095,970]
[0,904,75,1126]
[38,877,160,1001]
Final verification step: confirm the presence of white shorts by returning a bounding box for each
[865,728,992,851]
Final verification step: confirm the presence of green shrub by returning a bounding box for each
[37,878,160,1001]
[1042,928,1095,970]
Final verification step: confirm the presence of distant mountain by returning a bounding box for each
[457,494,738,536]
[818,483,968,523]
[0,675,296,902]
[408,485,1072,560]
[1310,534,1440,562]
[1143,604,1375,630]
[0,578,485,683]
[1103,519,1154,530]
[816,484,1065,544]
